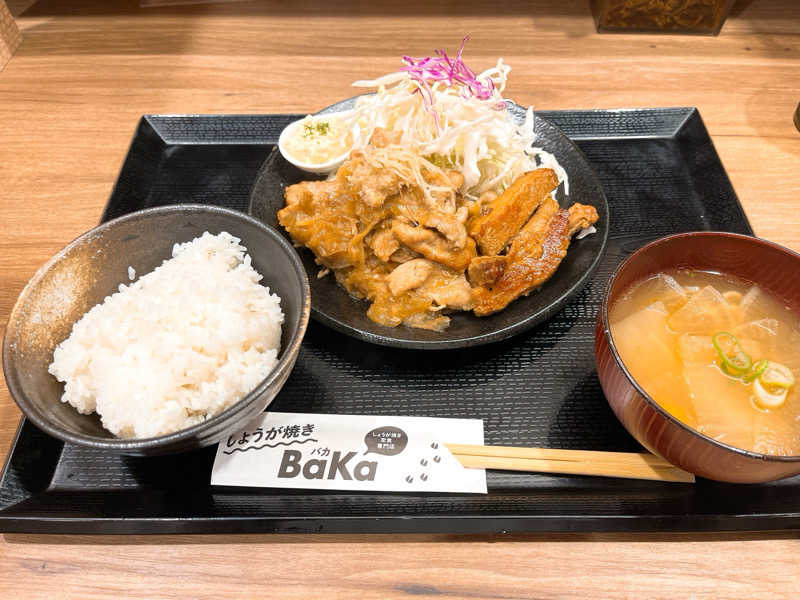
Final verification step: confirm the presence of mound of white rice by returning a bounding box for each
[49,231,283,439]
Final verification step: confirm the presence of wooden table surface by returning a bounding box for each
[1,0,799,597]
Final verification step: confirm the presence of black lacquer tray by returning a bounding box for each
[4,108,799,535]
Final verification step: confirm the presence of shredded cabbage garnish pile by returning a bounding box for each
[338,37,568,201]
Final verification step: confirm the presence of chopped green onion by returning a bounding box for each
[751,361,794,409]
[743,359,769,383]
[712,332,752,375]
[761,362,795,390]
[721,362,744,377]
[743,359,769,384]
[754,377,788,409]
[710,334,795,407]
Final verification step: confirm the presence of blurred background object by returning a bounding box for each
[591,0,736,34]
[0,0,21,70]
[795,103,800,133]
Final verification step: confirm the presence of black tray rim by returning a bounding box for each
[2,509,800,535]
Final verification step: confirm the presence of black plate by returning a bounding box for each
[4,109,795,536]
[249,98,609,349]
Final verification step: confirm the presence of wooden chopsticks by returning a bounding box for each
[446,444,695,483]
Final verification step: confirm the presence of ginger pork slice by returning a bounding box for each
[392,220,477,272]
[566,202,599,237]
[506,195,560,262]
[467,256,508,287]
[278,179,356,269]
[472,200,599,316]
[473,207,570,316]
[467,168,559,256]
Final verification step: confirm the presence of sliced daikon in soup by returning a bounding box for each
[667,285,734,335]
[677,334,716,366]
[739,286,769,321]
[629,274,688,312]
[732,318,780,349]
[612,301,694,425]
[682,362,755,451]
[612,301,678,376]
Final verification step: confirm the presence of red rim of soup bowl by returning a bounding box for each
[596,231,800,483]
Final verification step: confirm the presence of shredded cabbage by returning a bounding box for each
[339,38,567,200]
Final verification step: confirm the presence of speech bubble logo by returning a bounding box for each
[364,426,408,456]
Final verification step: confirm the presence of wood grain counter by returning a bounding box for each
[1,0,798,597]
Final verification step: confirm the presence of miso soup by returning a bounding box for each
[609,269,800,456]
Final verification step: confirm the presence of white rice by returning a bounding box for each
[49,231,283,439]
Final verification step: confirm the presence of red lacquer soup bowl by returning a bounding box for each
[595,232,800,483]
